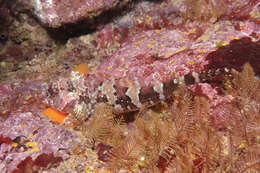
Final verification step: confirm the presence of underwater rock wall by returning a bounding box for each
[0,0,260,172]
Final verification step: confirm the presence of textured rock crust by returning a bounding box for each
[33,0,132,28]
[0,112,78,172]
[0,0,259,172]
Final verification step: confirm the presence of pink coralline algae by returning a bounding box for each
[0,0,259,172]
[33,0,132,28]
[0,78,48,116]
[0,112,78,172]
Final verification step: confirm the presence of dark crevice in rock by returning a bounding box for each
[43,0,166,42]
[206,37,260,76]
[45,0,140,42]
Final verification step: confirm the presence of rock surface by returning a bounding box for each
[0,112,78,172]
[33,0,132,28]
[0,0,260,172]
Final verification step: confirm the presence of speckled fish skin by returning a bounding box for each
[83,74,180,115]
[82,28,208,115]
[81,21,260,115]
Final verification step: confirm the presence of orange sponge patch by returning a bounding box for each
[73,63,88,76]
[42,107,67,124]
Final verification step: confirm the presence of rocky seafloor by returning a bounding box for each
[0,0,260,172]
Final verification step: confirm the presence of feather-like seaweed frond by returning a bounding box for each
[107,135,144,172]
[227,63,260,101]
[184,0,227,22]
[216,63,260,173]
[161,86,198,172]
[70,63,260,173]
[82,103,126,147]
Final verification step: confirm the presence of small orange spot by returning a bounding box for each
[73,64,88,76]
[176,46,186,53]
[214,24,219,30]
[197,55,202,59]
[155,29,161,34]
[49,129,54,134]
[168,50,173,56]
[147,44,154,48]
[21,122,26,127]
[145,15,152,23]
[42,107,67,124]
[229,36,239,40]
[187,60,195,65]
[28,133,34,139]
[219,30,224,34]
[120,57,125,62]
[11,142,18,147]
[1,110,8,115]
[187,28,196,35]
[170,59,175,64]
[179,37,185,41]
[226,21,232,25]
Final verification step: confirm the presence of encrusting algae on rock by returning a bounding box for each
[73,63,89,76]
[0,0,260,172]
